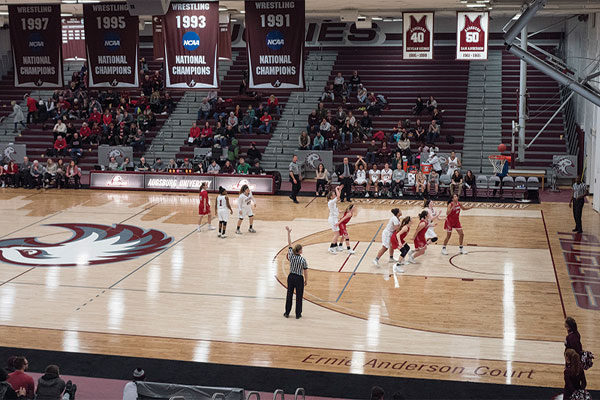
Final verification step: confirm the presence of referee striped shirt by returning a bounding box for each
[288,247,308,276]
[573,182,586,199]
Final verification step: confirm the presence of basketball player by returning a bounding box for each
[408,210,429,263]
[236,184,256,234]
[336,204,356,254]
[423,199,439,244]
[441,194,470,255]
[373,208,402,266]
[327,185,343,254]
[393,216,412,273]
[215,186,233,238]
[197,182,215,231]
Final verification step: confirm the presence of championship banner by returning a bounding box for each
[456,11,489,60]
[62,18,86,60]
[162,1,219,89]
[402,12,434,60]
[152,17,165,61]
[83,3,139,88]
[218,20,232,61]
[245,0,305,90]
[8,4,63,87]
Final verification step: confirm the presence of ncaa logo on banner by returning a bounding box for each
[183,31,200,51]
[266,30,284,50]
[28,33,45,53]
[103,32,121,52]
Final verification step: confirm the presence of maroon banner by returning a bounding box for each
[218,22,232,61]
[162,1,219,89]
[83,3,139,88]
[245,0,305,90]
[152,17,165,61]
[456,11,489,60]
[8,4,63,87]
[62,18,86,61]
[402,12,434,60]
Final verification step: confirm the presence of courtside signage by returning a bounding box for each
[456,11,489,60]
[402,12,434,60]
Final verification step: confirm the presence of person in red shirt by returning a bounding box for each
[8,356,35,399]
[267,94,280,116]
[79,122,92,145]
[258,112,272,134]
[53,135,67,157]
[102,109,113,132]
[200,121,213,147]
[188,122,201,145]
[88,107,102,126]
[25,93,38,124]
[5,160,18,187]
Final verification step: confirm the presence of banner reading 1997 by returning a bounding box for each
[162,1,219,89]
[9,4,63,87]
[83,3,139,88]
[456,11,489,60]
[402,12,434,60]
[245,0,305,90]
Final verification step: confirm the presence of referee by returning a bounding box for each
[289,155,301,204]
[284,226,308,319]
[569,176,588,234]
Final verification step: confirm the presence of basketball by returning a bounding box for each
[498,143,507,152]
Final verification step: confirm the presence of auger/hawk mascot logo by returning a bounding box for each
[0,223,173,267]
[304,153,323,170]
[555,156,575,177]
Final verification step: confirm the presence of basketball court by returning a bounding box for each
[0,189,598,397]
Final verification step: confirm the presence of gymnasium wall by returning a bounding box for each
[564,13,600,211]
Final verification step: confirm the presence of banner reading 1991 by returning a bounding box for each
[456,11,489,60]
[9,4,63,87]
[162,1,219,89]
[245,0,305,90]
[83,3,139,88]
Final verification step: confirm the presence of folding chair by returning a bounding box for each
[514,176,527,199]
[502,176,515,199]
[526,177,540,192]
[475,175,488,199]
[488,176,501,198]
[439,174,451,197]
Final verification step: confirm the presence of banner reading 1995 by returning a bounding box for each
[245,0,305,90]
[456,11,489,60]
[402,12,434,60]
[162,1,219,89]
[9,4,63,87]
[83,3,139,88]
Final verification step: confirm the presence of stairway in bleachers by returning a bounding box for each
[461,50,503,175]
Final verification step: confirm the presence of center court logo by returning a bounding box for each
[103,32,121,51]
[266,30,284,50]
[183,31,200,51]
[0,223,173,267]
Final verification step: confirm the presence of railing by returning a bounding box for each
[560,87,579,156]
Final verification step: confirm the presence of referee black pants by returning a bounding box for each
[290,174,301,201]
[285,273,304,317]
[573,197,584,232]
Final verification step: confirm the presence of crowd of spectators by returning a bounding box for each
[1,356,76,400]
[1,156,81,189]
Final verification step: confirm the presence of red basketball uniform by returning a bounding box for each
[399,226,410,246]
[414,221,428,250]
[198,190,210,215]
[391,226,409,250]
[338,211,352,236]
[444,202,462,231]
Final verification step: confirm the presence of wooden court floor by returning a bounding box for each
[0,189,598,390]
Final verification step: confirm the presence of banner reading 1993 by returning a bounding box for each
[162,1,219,89]
[9,4,63,87]
[402,12,434,60]
[245,0,305,90]
[456,11,489,60]
[83,3,139,88]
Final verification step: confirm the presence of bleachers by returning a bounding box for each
[316,46,469,164]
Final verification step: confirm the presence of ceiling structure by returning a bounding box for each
[0,0,598,19]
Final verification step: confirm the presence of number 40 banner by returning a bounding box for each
[402,12,434,60]
[456,11,489,60]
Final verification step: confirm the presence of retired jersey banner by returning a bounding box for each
[83,3,139,88]
[402,12,434,60]
[218,21,232,61]
[245,0,305,90]
[456,11,489,60]
[152,17,165,61]
[162,1,219,89]
[9,4,63,87]
[62,18,86,60]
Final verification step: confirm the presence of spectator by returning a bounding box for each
[307,110,319,135]
[427,120,440,144]
[427,95,438,112]
[179,158,192,171]
[246,142,262,163]
[66,161,81,188]
[464,169,476,198]
[367,163,380,197]
[432,108,443,126]
[212,98,227,122]
[240,112,254,134]
[312,131,325,150]
[207,159,221,174]
[123,368,145,400]
[354,157,367,193]
[333,106,346,129]
[207,90,218,106]
[68,133,83,163]
[1,367,27,399]
[130,128,146,153]
[392,162,406,197]
[188,122,201,145]
[315,163,329,197]
[380,163,393,197]
[319,118,331,136]
[222,160,234,174]
[52,119,67,140]
[88,107,102,126]
[42,159,57,189]
[446,151,461,177]
[246,104,256,123]
[320,84,335,102]
[34,365,65,400]
[8,101,26,133]
[5,161,18,187]
[316,102,327,121]
[416,169,426,197]
[428,151,442,176]
[340,120,353,147]
[25,94,38,124]
[213,121,227,148]
[7,356,34,399]
[51,135,67,158]
[366,140,378,165]
[30,161,43,189]
[102,109,112,133]
[136,157,150,171]
[298,131,310,150]
[141,75,153,96]
[360,111,372,137]
[326,125,339,151]
[237,157,250,174]
[149,90,161,114]
[227,138,239,162]
[258,112,272,134]
[267,94,280,116]
[239,69,249,95]
[227,111,239,133]
[335,157,354,202]
[346,111,356,126]
[200,121,213,147]
[18,157,32,188]
[414,119,425,143]
[450,169,463,197]
[120,157,133,171]
[428,169,439,194]
[55,159,66,189]
[79,122,92,144]
[357,84,368,103]
[378,141,391,164]
[37,100,49,123]
[107,156,119,171]
[333,72,344,97]
[249,160,265,175]
[348,70,361,94]
[413,95,424,115]
[197,98,211,121]
[161,93,174,115]
[397,132,411,158]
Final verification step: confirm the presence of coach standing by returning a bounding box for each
[289,155,301,204]
[284,226,308,319]
[569,176,588,233]
[336,157,355,202]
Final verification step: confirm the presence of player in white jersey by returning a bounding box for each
[236,184,256,234]
[368,164,381,197]
[380,163,393,198]
[373,208,402,266]
[215,186,233,238]
[423,198,440,244]
[327,185,342,254]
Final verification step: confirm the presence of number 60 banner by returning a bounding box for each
[402,12,434,60]
[9,4,63,87]
[456,11,489,60]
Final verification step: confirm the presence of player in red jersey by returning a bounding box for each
[197,182,215,231]
[441,194,470,255]
[408,210,429,263]
[336,204,356,254]
[393,216,412,273]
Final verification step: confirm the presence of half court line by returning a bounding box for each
[335,223,382,302]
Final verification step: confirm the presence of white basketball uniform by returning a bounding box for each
[237,192,254,219]
[328,198,339,232]
[447,156,459,177]
[381,168,393,185]
[425,206,438,240]
[382,215,400,248]
[369,169,380,184]
[355,169,367,185]
[217,194,229,222]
